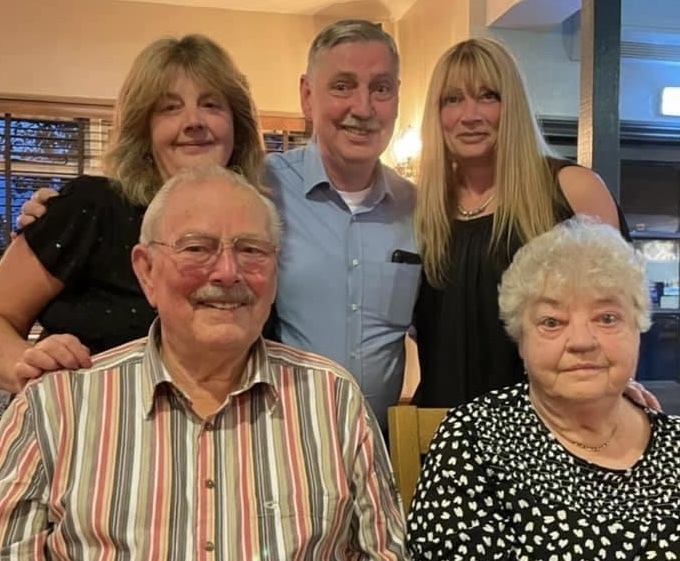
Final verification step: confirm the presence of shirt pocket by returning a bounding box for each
[365,262,421,326]
[255,492,351,555]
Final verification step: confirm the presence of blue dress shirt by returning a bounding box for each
[265,141,421,429]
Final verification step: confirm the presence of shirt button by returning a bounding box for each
[351,259,359,267]
[205,541,215,552]
[205,422,215,431]
[351,304,358,311]
[205,479,215,489]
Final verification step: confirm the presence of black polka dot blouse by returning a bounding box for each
[407,383,680,560]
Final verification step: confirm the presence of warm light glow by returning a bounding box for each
[661,87,680,117]
[392,127,422,164]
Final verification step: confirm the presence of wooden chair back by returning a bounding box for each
[387,405,448,509]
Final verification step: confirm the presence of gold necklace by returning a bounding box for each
[565,422,618,453]
[457,192,496,220]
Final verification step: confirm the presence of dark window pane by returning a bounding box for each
[0,115,96,256]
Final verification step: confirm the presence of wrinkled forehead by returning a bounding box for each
[158,181,270,238]
[314,40,398,76]
[530,284,631,311]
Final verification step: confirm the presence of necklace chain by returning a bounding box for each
[565,422,618,453]
[532,393,620,454]
[457,192,496,219]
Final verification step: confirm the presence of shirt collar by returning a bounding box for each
[302,140,393,204]
[141,318,279,417]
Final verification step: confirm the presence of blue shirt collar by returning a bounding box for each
[302,140,393,204]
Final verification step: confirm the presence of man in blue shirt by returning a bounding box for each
[266,21,420,428]
[14,21,420,430]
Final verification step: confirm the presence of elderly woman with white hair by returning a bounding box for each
[407,216,680,560]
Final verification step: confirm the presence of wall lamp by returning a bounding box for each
[392,127,422,181]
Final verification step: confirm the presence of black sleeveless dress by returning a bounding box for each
[412,160,630,408]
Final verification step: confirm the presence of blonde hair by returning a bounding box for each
[415,37,563,286]
[498,216,651,342]
[104,34,264,206]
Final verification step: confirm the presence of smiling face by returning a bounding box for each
[149,70,235,181]
[519,287,640,406]
[439,85,501,166]
[132,177,277,356]
[300,40,399,172]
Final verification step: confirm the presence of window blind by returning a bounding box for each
[0,114,110,252]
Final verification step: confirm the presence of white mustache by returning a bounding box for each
[340,118,381,133]
[189,284,255,306]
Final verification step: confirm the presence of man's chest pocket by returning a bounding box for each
[254,492,351,556]
[365,262,421,326]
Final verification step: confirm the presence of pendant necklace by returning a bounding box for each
[457,192,496,220]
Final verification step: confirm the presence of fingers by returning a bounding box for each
[16,188,59,229]
[625,380,663,412]
[33,187,59,207]
[15,334,92,387]
[16,214,35,230]
[640,387,663,412]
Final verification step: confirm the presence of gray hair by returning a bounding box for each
[139,165,281,247]
[498,216,651,341]
[306,19,399,75]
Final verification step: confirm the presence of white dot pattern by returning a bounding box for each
[407,383,680,560]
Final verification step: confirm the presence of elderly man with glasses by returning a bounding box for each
[0,165,407,560]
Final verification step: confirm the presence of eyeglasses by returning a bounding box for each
[149,233,277,273]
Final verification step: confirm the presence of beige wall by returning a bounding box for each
[1,0,471,128]
[1,0,472,139]
[0,0,391,115]
[394,0,472,137]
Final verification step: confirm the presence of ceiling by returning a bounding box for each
[116,0,419,21]
[116,0,680,38]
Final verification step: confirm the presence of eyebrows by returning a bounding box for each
[327,70,397,83]
[169,229,271,242]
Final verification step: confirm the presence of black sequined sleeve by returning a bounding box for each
[21,175,118,285]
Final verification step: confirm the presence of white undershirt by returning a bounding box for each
[335,185,374,212]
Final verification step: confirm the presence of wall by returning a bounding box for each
[393,0,680,135]
[395,0,471,137]
[491,22,680,126]
[4,0,680,126]
[489,26,580,119]
[0,0,359,115]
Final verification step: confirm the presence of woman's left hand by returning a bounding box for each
[624,379,662,411]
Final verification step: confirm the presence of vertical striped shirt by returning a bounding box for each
[0,321,408,560]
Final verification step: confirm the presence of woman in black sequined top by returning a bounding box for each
[0,34,264,393]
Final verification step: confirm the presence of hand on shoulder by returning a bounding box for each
[16,187,59,230]
[624,378,662,411]
[15,334,92,388]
